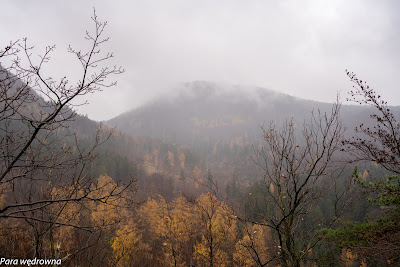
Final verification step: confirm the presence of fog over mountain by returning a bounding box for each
[2,1,400,264]
[107,81,381,146]
[1,1,399,121]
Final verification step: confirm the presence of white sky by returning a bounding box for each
[1,0,399,121]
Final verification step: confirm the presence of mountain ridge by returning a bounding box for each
[106,81,380,147]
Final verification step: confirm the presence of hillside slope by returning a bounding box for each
[107,81,375,146]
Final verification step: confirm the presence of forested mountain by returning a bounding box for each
[107,81,380,146]
[105,81,384,186]
[3,7,399,265]
[101,80,400,265]
[2,58,399,265]
[108,81,321,143]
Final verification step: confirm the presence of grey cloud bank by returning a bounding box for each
[0,0,399,121]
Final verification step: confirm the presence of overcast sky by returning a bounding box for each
[1,0,399,121]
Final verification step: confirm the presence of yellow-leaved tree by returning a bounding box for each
[163,195,199,266]
[49,185,87,256]
[167,151,175,168]
[179,152,185,170]
[233,224,272,266]
[136,195,201,266]
[136,195,169,265]
[111,219,152,267]
[194,192,237,267]
[90,175,130,230]
[153,149,159,169]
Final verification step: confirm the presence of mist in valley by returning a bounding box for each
[1,1,399,266]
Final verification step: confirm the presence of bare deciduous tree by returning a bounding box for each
[0,10,135,261]
[247,101,355,266]
[344,70,400,174]
[326,71,400,264]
